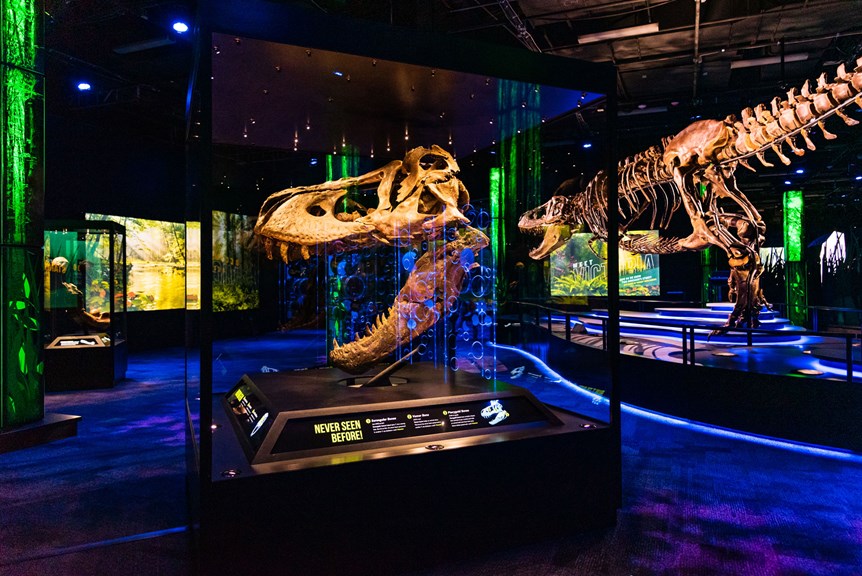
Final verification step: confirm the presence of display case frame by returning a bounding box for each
[189,2,622,572]
[43,219,128,390]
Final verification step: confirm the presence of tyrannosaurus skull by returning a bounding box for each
[255,145,489,374]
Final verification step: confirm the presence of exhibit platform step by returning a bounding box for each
[569,303,805,345]
[0,413,81,454]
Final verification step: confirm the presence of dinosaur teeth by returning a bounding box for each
[332,338,339,350]
[365,325,373,336]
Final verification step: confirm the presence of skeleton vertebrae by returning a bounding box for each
[520,58,862,332]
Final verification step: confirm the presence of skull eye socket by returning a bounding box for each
[307,204,328,217]
[419,154,448,170]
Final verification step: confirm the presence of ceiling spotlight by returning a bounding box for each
[582,142,592,149]
[172,21,189,34]
[77,82,91,91]
[784,180,792,185]
[855,175,862,181]
[795,168,805,174]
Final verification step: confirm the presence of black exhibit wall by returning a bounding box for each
[45,115,186,222]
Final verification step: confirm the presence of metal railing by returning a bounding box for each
[511,300,860,384]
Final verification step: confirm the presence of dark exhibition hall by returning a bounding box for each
[2,1,862,574]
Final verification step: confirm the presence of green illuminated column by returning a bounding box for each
[497,80,541,297]
[325,145,359,358]
[700,247,715,305]
[783,190,807,326]
[1,0,44,429]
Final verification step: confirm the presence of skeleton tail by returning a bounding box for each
[717,57,862,169]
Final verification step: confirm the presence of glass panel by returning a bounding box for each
[42,222,127,390]
[207,34,612,472]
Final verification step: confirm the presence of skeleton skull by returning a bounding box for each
[50,256,69,274]
[256,145,489,374]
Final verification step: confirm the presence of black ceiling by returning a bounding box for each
[45,0,862,217]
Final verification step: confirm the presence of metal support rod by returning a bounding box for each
[565,313,571,341]
[682,326,688,365]
[847,335,854,384]
[689,327,696,364]
[602,318,608,351]
[547,309,552,332]
[747,326,753,347]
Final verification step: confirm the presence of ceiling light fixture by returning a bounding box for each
[578,23,659,45]
[172,21,189,34]
[730,53,808,69]
[76,82,91,91]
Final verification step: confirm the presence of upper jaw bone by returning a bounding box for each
[255,191,377,248]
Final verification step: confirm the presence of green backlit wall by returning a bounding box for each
[325,146,359,357]
[496,80,541,296]
[1,0,44,429]
[783,190,807,326]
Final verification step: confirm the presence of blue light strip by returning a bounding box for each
[0,526,189,566]
[810,359,862,381]
[491,343,862,463]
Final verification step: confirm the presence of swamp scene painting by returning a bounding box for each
[550,231,661,297]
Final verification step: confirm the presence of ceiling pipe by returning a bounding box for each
[498,0,542,52]
[692,0,702,101]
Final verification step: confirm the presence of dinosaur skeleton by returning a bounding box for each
[256,145,489,373]
[520,59,862,333]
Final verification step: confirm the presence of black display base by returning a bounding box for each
[205,365,619,575]
[0,413,81,454]
[45,338,127,391]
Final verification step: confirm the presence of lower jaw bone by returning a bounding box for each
[329,226,489,374]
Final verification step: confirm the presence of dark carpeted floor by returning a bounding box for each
[2,335,861,576]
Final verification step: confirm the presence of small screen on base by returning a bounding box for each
[226,382,273,451]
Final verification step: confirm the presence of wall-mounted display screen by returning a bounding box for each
[212,211,259,312]
[550,231,660,296]
[87,213,259,312]
[87,214,186,310]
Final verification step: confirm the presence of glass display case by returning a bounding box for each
[43,220,127,390]
[190,3,621,573]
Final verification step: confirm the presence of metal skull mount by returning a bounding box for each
[256,145,489,373]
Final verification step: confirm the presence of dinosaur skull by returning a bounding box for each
[49,256,69,274]
[255,145,488,374]
[517,194,575,259]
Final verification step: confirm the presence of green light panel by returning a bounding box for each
[325,147,359,357]
[497,80,541,290]
[783,190,804,262]
[2,0,44,429]
[783,190,806,326]
[700,247,713,304]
